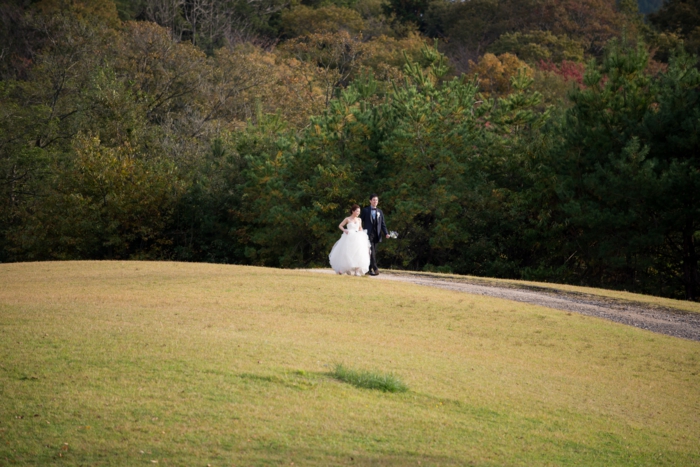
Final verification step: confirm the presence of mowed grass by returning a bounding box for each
[382,270,700,314]
[0,261,699,466]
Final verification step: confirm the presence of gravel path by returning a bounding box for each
[308,269,700,341]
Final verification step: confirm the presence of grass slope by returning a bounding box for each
[379,270,700,314]
[1,261,699,466]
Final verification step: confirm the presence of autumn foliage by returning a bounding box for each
[1,0,699,300]
[537,59,586,85]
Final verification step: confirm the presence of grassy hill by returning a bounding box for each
[1,261,699,466]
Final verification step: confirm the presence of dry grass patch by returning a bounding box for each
[1,261,699,466]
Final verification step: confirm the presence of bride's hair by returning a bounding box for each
[350,204,360,214]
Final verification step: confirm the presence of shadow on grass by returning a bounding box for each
[330,364,408,393]
[237,372,319,391]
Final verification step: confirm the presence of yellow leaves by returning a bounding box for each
[280,5,366,38]
[490,31,585,64]
[69,132,186,225]
[468,53,533,98]
[117,22,208,83]
[108,22,327,130]
[362,33,429,73]
[280,31,433,112]
[210,45,324,128]
[286,57,302,69]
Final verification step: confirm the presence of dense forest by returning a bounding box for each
[1,0,699,300]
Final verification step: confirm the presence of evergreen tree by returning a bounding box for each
[553,42,700,299]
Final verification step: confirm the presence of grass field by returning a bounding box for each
[1,261,699,466]
[382,270,700,314]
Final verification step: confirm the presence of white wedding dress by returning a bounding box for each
[329,221,371,275]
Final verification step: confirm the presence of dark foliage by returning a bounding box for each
[637,0,664,14]
[649,0,700,54]
[1,0,698,300]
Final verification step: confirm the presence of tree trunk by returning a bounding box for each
[683,219,698,301]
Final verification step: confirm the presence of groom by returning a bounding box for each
[360,193,390,276]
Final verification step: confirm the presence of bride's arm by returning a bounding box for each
[338,217,349,234]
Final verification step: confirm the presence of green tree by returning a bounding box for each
[7,134,185,260]
[168,135,249,263]
[643,49,700,299]
[238,43,552,275]
[379,56,549,273]
[553,42,700,299]
[0,6,122,260]
[2,5,312,262]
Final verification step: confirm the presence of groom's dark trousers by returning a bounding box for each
[361,206,388,272]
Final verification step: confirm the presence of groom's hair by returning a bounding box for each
[369,193,378,201]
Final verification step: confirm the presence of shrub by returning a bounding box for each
[331,364,408,392]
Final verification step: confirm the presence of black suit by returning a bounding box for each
[360,206,388,273]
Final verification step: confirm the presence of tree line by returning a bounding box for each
[1,0,699,300]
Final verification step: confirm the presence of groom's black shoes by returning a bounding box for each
[369,268,379,276]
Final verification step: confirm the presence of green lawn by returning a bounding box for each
[1,261,699,466]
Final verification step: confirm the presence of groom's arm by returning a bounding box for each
[380,211,389,236]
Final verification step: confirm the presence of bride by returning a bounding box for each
[329,204,371,276]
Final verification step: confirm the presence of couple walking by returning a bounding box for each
[329,194,390,276]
